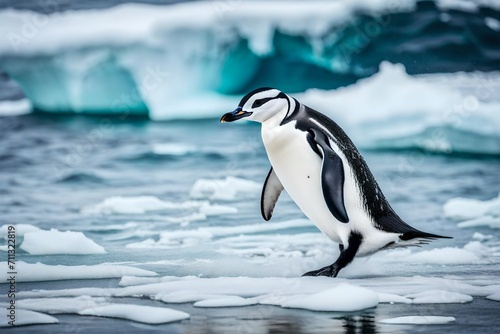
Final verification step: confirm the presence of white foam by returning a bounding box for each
[379,316,456,325]
[190,176,261,201]
[281,283,379,312]
[0,99,32,117]
[194,296,257,308]
[0,308,58,327]
[78,304,189,324]
[199,203,238,216]
[0,261,156,282]
[20,229,106,255]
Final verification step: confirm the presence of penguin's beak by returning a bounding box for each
[220,107,253,123]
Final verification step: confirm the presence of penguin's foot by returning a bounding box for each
[302,264,339,277]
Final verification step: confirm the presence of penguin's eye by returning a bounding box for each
[252,97,273,109]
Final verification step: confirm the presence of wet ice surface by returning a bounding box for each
[0,115,499,332]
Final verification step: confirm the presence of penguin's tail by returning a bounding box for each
[397,229,453,247]
[399,230,452,243]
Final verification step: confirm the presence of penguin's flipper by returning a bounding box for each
[308,128,349,223]
[261,167,284,221]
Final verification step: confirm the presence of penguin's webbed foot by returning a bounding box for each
[302,264,339,278]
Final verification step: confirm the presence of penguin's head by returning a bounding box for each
[220,87,289,123]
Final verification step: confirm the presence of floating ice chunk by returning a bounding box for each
[82,196,205,215]
[151,143,197,155]
[0,99,32,117]
[190,176,261,201]
[126,219,312,249]
[486,291,500,301]
[156,291,234,304]
[0,261,156,282]
[199,203,238,216]
[401,246,482,265]
[119,275,198,287]
[78,304,189,324]
[0,308,58,327]
[378,293,412,304]
[405,290,473,304]
[458,216,500,229]
[472,232,493,240]
[0,224,40,238]
[20,229,105,255]
[281,283,379,312]
[194,296,257,308]
[379,316,456,324]
[18,296,107,314]
[443,194,500,221]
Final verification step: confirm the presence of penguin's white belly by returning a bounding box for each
[262,123,350,244]
[261,122,398,254]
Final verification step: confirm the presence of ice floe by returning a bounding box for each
[20,229,106,255]
[125,219,312,249]
[0,308,58,327]
[82,196,204,215]
[0,224,40,238]
[379,316,456,324]
[404,290,473,304]
[18,296,107,314]
[190,176,261,201]
[279,283,379,312]
[78,304,189,324]
[0,261,156,282]
[444,194,500,228]
[194,296,257,308]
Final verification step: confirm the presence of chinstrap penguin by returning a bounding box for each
[221,87,451,278]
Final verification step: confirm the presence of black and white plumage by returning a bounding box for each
[221,87,451,277]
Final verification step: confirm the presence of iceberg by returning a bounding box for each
[1,0,499,120]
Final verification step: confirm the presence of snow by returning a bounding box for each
[20,229,106,255]
[0,99,32,117]
[0,308,58,327]
[379,316,456,325]
[190,176,261,201]
[78,304,189,324]
[280,283,379,312]
[0,261,157,282]
[194,296,257,308]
